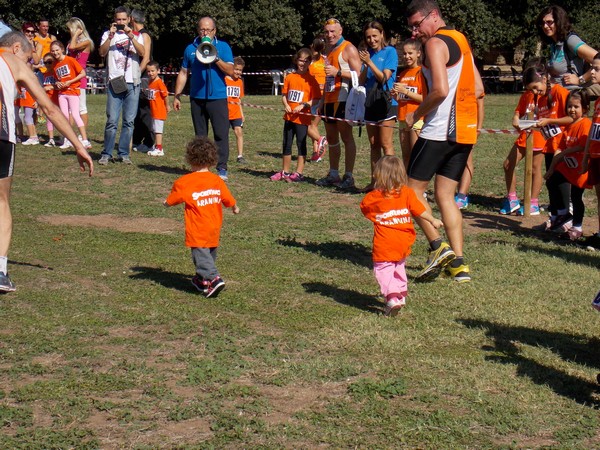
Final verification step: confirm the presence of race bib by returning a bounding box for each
[591,123,600,141]
[325,76,335,93]
[563,155,579,169]
[400,86,417,100]
[541,124,562,140]
[287,89,304,103]
[227,86,240,98]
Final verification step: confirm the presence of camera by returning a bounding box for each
[116,24,125,31]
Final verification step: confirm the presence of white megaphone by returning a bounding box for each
[196,36,218,64]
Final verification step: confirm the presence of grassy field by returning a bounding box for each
[0,93,599,448]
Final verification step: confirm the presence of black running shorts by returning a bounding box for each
[407,138,472,182]
[0,140,15,179]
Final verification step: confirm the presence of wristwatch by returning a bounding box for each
[579,75,585,85]
[337,69,342,77]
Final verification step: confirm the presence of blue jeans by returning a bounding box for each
[102,83,140,158]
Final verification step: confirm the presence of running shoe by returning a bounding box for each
[98,155,111,165]
[559,227,583,241]
[455,194,469,210]
[416,242,456,281]
[286,172,305,182]
[592,289,600,312]
[337,173,355,190]
[147,148,164,156]
[217,168,228,181]
[384,297,405,317]
[310,136,328,162]
[517,204,540,216]
[444,263,471,283]
[44,138,56,147]
[499,197,520,215]
[120,156,133,165]
[549,214,572,233]
[0,272,16,292]
[316,171,341,186]
[59,139,72,149]
[270,171,289,181]
[581,232,600,251]
[81,139,92,150]
[206,276,225,298]
[191,275,209,294]
[22,137,40,146]
[236,156,246,164]
[532,218,552,231]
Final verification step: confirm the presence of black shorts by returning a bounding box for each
[229,118,243,129]
[588,157,600,186]
[407,138,472,182]
[0,140,15,179]
[323,102,346,124]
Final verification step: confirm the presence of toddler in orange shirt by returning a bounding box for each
[164,137,240,297]
[360,156,443,316]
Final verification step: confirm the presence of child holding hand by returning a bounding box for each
[360,155,443,317]
[164,137,240,298]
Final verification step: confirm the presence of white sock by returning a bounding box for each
[0,256,7,275]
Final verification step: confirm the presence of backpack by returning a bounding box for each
[345,71,365,126]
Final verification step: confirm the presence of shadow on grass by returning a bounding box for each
[462,210,527,233]
[277,237,372,268]
[8,259,53,270]
[514,240,600,268]
[303,281,383,314]
[459,318,600,406]
[463,193,502,210]
[129,266,195,292]
[135,164,188,175]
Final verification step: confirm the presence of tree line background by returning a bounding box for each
[1,0,598,68]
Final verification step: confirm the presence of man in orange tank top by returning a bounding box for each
[315,18,362,190]
[404,0,484,284]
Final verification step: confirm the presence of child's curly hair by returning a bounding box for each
[373,155,408,196]
[185,136,218,168]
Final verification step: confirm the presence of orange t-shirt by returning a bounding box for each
[147,77,169,121]
[282,72,321,126]
[589,101,600,159]
[396,66,427,121]
[43,71,59,105]
[165,171,236,248]
[15,86,35,108]
[225,76,244,120]
[514,91,545,150]
[535,84,570,154]
[360,186,426,262]
[308,55,326,90]
[53,55,83,96]
[555,117,592,188]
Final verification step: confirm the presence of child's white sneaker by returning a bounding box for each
[44,138,56,147]
[22,136,40,145]
[384,297,405,317]
[59,139,72,149]
[147,148,164,156]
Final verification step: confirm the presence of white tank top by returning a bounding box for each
[0,55,17,143]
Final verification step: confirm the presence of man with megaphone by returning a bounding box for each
[174,17,234,180]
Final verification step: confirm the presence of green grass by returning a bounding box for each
[0,93,598,448]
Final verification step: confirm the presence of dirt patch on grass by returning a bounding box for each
[37,214,180,235]
[259,382,346,425]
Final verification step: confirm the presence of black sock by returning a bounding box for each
[450,256,464,268]
[430,238,443,251]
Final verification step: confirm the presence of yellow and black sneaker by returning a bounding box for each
[444,263,471,283]
[416,242,456,281]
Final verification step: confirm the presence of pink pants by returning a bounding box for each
[59,95,84,127]
[374,260,408,301]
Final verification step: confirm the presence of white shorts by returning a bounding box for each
[79,89,87,115]
[153,119,164,134]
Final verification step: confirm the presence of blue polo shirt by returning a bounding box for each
[365,45,398,106]
[182,36,234,100]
